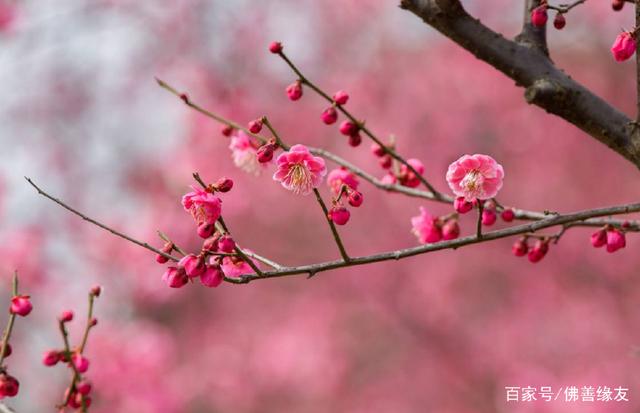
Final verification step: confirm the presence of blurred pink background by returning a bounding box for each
[0,0,639,412]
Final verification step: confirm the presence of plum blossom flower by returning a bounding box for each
[181,187,222,227]
[446,154,504,201]
[611,32,636,62]
[221,256,259,278]
[411,207,442,244]
[327,167,359,195]
[229,131,268,175]
[273,144,327,195]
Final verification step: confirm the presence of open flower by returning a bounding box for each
[182,187,222,227]
[273,144,327,195]
[446,154,504,201]
[327,167,359,195]
[411,207,442,244]
[229,131,268,175]
[221,256,259,278]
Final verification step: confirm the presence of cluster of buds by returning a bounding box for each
[43,286,100,411]
[512,237,551,263]
[0,283,32,401]
[326,168,363,226]
[591,226,626,253]
[180,177,231,239]
[321,90,349,126]
[411,208,460,244]
[530,2,566,30]
[256,139,280,164]
[453,197,515,224]
[379,155,426,189]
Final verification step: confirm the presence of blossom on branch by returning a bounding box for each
[273,144,327,195]
[446,154,504,201]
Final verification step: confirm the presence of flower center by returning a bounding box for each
[288,164,312,193]
[461,170,484,196]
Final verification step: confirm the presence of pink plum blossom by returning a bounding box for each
[606,229,626,253]
[273,144,327,195]
[182,187,222,227]
[327,167,359,195]
[229,131,268,175]
[411,207,442,244]
[9,295,31,317]
[200,265,224,288]
[178,254,205,278]
[221,256,259,278]
[446,154,504,201]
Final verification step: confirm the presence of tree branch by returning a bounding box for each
[517,0,548,55]
[400,0,640,168]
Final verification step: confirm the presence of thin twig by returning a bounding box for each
[25,177,180,262]
[313,188,350,262]
[0,273,18,369]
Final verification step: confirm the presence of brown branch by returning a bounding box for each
[517,0,548,54]
[400,0,640,168]
[25,177,180,263]
[227,201,640,283]
[0,273,18,370]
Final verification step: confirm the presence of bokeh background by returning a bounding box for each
[0,0,639,412]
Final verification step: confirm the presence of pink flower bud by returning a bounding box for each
[248,119,263,134]
[42,350,60,366]
[333,90,349,105]
[371,144,385,157]
[512,238,528,257]
[202,236,219,252]
[611,32,637,62]
[321,107,338,125]
[161,267,188,288]
[501,209,515,222]
[553,13,566,30]
[531,5,548,27]
[221,125,233,137]
[0,374,19,398]
[329,206,350,225]
[72,353,90,373]
[591,228,607,248]
[381,173,397,185]
[606,229,626,253]
[348,191,363,207]
[256,144,275,163]
[269,41,283,54]
[66,390,81,409]
[339,121,358,136]
[90,317,98,327]
[178,254,205,278]
[9,295,32,317]
[442,220,460,240]
[90,285,102,297]
[197,222,215,239]
[218,235,236,253]
[286,81,303,101]
[1,343,11,358]
[379,155,392,169]
[76,381,92,396]
[75,393,91,409]
[453,197,473,214]
[155,242,173,263]
[612,0,624,11]
[348,133,362,147]
[215,177,233,193]
[200,265,224,288]
[481,209,497,226]
[528,240,549,263]
[60,310,73,323]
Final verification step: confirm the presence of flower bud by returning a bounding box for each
[248,119,263,134]
[1,343,10,358]
[221,125,233,137]
[333,90,349,105]
[348,191,363,207]
[200,265,224,288]
[379,155,392,169]
[371,144,385,157]
[339,121,358,136]
[528,239,549,263]
[329,206,350,225]
[591,228,607,248]
[60,310,73,323]
[531,5,548,27]
[42,350,60,367]
[286,81,303,101]
[348,133,362,147]
[203,236,219,252]
[178,254,205,278]
[501,209,515,222]
[454,197,473,214]
[72,353,90,373]
[0,374,19,398]
[218,235,236,253]
[612,0,624,11]
[320,107,338,125]
[611,32,637,62]
[9,295,32,317]
[268,41,283,54]
[606,229,626,253]
[161,267,188,288]
[197,222,215,239]
[553,12,566,30]
[215,177,233,193]
[512,238,528,257]
[76,381,92,396]
[481,209,497,226]
[90,317,98,327]
[257,144,275,163]
[442,219,460,240]
[155,242,173,264]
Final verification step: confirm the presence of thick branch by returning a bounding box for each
[400,0,640,168]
